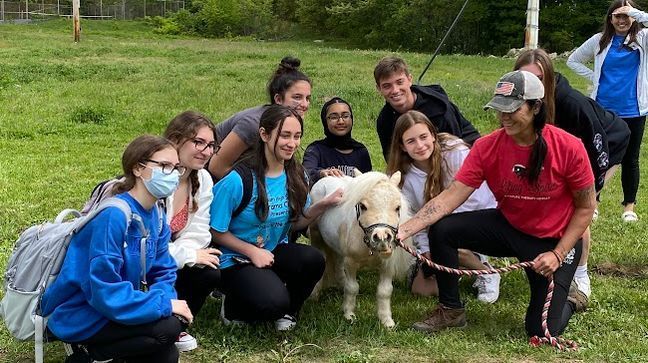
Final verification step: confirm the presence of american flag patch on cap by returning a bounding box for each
[495,82,515,96]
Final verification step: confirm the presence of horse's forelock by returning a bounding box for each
[341,172,391,208]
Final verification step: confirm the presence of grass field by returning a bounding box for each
[1,19,648,362]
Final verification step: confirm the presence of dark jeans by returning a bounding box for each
[621,116,646,205]
[220,243,324,322]
[428,209,581,337]
[81,316,182,363]
[175,264,221,317]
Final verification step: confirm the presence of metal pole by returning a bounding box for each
[73,0,80,42]
[57,0,59,15]
[100,0,102,19]
[525,0,539,49]
[25,0,28,19]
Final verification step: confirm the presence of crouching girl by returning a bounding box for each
[42,135,192,363]
[210,105,342,331]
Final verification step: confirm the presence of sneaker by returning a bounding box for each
[275,314,297,331]
[474,272,501,303]
[568,281,589,312]
[622,211,638,222]
[592,208,599,221]
[220,297,246,327]
[412,304,467,333]
[175,332,198,352]
[573,272,591,298]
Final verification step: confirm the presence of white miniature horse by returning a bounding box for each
[310,171,414,328]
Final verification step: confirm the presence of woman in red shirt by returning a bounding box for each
[397,70,596,338]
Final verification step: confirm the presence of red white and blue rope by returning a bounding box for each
[395,239,578,351]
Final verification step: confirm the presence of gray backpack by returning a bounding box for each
[0,198,150,363]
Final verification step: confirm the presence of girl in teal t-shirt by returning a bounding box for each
[210,105,342,331]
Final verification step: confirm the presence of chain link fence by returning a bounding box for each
[0,0,184,21]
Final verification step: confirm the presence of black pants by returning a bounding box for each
[175,264,221,317]
[220,243,324,322]
[428,209,581,337]
[81,316,182,363]
[621,116,646,205]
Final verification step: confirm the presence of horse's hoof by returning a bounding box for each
[381,318,395,329]
[344,313,357,323]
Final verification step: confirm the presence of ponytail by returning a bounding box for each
[526,100,547,184]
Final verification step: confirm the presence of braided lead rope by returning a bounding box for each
[395,239,578,351]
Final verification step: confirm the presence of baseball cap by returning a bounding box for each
[483,70,545,113]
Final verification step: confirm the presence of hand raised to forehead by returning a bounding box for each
[613,5,634,15]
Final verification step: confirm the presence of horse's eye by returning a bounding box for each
[396,206,401,213]
[359,203,367,211]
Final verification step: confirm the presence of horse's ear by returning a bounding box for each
[389,171,401,186]
[353,168,363,177]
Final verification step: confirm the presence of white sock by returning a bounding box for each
[574,264,588,278]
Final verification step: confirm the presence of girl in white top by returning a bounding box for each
[162,111,221,352]
[386,110,500,302]
[567,0,648,222]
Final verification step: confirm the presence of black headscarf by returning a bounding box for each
[318,97,365,150]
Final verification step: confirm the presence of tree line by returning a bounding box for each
[148,0,648,55]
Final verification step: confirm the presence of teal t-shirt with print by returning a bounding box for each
[210,169,310,269]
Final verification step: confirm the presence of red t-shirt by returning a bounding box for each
[455,125,594,238]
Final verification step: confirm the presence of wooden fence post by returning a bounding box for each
[73,0,80,42]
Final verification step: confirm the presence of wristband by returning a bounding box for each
[550,249,563,266]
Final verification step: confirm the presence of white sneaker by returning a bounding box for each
[573,273,591,298]
[220,297,245,326]
[474,273,501,303]
[275,314,297,331]
[592,208,599,221]
[175,332,198,352]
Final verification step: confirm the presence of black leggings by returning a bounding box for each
[175,264,221,317]
[220,243,324,322]
[621,116,646,205]
[81,316,182,363]
[428,209,581,337]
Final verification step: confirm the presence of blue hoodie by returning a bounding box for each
[41,192,177,342]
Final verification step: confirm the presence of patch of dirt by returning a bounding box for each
[593,262,648,278]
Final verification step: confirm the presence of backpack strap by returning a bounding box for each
[231,163,254,218]
[80,198,150,290]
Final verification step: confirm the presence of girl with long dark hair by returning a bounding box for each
[210,105,342,330]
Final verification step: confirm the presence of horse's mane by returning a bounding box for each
[340,171,391,209]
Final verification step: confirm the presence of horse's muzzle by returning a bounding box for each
[368,228,396,256]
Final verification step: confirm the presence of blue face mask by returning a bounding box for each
[142,167,180,199]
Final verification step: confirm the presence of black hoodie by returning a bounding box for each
[376,84,480,161]
[554,73,630,191]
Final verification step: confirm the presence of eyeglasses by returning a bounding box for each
[191,138,220,154]
[141,159,187,176]
[327,113,352,123]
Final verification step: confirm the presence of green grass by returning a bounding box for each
[1,19,648,362]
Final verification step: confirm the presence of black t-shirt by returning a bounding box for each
[302,141,372,185]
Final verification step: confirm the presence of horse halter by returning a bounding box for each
[355,204,399,255]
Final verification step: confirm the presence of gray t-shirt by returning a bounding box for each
[215,105,268,147]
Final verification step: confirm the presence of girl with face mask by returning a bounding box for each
[41,135,190,363]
